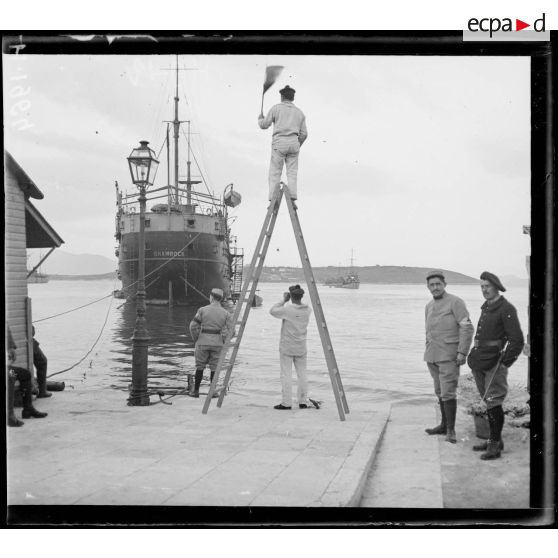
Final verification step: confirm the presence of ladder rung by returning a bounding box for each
[205,186,347,422]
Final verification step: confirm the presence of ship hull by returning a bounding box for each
[336,282,359,289]
[117,216,232,304]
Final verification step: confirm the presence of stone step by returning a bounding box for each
[360,402,444,508]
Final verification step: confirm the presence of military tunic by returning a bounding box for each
[467,296,524,408]
[189,302,233,371]
[467,296,524,371]
[424,292,474,401]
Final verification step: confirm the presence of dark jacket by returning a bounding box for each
[467,296,524,371]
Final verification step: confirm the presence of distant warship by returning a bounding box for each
[325,250,360,289]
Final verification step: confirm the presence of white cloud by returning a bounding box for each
[3,53,531,277]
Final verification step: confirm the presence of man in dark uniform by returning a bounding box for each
[467,272,524,460]
[7,326,48,427]
[188,288,233,398]
[32,326,52,398]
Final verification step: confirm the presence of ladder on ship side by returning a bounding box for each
[202,183,349,421]
[230,246,244,302]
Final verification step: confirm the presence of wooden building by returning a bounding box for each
[5,151,64,369]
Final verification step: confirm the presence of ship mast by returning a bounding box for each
[168,55,200,211]
[166,124,171,212]
[186,120,192,207]
[173,55,180,207]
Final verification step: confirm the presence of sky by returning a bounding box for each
[4,52,531,278]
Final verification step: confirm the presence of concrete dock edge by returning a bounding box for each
[320,407,391,507]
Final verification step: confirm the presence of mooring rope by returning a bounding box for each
[47,287,116,378]
[33,293,114,324]
[33,233,202,324]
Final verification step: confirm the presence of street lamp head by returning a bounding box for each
[127,140,160,188]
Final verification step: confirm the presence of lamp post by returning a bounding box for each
[127,141,159,406]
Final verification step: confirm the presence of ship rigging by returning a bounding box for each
[115,56,243,305]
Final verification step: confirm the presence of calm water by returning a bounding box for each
[28,280,529,406]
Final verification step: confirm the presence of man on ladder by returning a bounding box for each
[258,85,308,203]
[203,182,349,421]
[270,284,319,410]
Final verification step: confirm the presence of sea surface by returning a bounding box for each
[28,280,530,407]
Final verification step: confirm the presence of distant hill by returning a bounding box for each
[258,265,478,284]
[499,275,529,287]
[42,251,117,275]
[39,252,526,286]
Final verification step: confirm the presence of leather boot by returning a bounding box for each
[37,379,52,398]
[190,369,203,397]
[481,406,504,460]
[7,373,24,427]
[33,349,52,398]
[22,406,48,419]
[480,439,502,460]
[444,399,457,443]
[473,439,504,452]
[425,398,447,435]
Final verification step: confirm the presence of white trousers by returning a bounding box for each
[268,141,300,200]
[279,352,308,407]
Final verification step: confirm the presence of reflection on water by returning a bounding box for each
[109,301,199,391]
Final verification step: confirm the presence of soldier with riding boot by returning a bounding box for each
[188,288,233,398]
[467,272,524,460]
[424,270,474,443]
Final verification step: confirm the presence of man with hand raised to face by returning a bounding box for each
[424,270,474,444]
[270,284,315,411]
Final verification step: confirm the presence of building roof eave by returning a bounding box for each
[5,150,44,199]
[25,199,64,248]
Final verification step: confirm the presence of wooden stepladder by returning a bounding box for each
[202,183,349,421]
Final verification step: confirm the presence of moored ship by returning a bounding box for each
[114,58,243,305]
[28,271,49,284]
